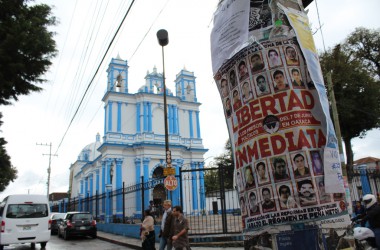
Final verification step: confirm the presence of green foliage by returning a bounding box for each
[343,27,380,78]
[204,167,219,193]
[204,140,235,193]
[0,0,57,191]
[319,28,380,167]
[0,114,18,192]
[0,0,57,105]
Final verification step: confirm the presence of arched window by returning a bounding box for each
[152,166,164,178]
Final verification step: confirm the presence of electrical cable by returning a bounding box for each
[55,0,136,154]
[79,0,130,122]
[73,0,112,123]
[63,0,103,123]
[55,1,96,122]
[45,0,79,115]
[129,0,170,62]
[85,0,171,129]
[314,0,326,53]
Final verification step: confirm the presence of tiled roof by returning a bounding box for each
[354,157,380,165]
[49,192,68,201]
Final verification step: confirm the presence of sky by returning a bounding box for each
[1,0,379,200]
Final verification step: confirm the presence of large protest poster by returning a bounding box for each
[210,0,351,249]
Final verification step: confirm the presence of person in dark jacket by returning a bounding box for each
[141,209,155,250]
[354,200,365,216]
[159,200,173,250]
[353,194,380,247]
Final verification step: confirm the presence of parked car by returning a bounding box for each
[50,213,66,235]
[57,212,97,240]
[0,194,51,250]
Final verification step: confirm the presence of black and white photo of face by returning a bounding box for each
[300,183,314,198]
[262,189,272,203]
[286,46,297,60]
[256,75,267,93]
[229,70,237,89]
[268,49,281,67]
[220,79,228,97]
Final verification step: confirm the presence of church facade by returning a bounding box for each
[68,56,208,218]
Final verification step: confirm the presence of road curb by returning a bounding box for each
[97,235,141,249]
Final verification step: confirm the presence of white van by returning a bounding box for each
[0,194,51,250]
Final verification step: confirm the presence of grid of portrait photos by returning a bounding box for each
[216,38,315,120]
[237,149,345,222]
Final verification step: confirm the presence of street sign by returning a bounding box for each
[164,175,178,191]
[163,167,175,176]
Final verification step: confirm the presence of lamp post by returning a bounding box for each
[156,29,170,156]
[157,29,174,200]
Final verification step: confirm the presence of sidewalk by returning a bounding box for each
[97,231,243,249]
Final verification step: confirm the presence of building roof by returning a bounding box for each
[49,192,68,201]
[354,157,380,165]
[77,133,102,162]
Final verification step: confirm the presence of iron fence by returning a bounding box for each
[51,166,242,236]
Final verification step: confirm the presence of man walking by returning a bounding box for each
[171,206,190,250]
[160,200,173,250]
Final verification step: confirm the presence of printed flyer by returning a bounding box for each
[210,0,350,248]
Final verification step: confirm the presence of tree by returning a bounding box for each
[0,0,57,191]
[203,163,219,193]
[204,140,234,193]
[0,0,57,105]
[343,27,380,79]
[319,33,380,171]
[0,114,18,191]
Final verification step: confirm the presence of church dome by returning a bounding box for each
[77,133,102,162]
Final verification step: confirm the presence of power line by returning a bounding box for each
[84,0,172,128]
[55,0,136,155]
[77,0,130,122]
[314,0,326,53]
[62,0,104,123]
[129,0,171,62]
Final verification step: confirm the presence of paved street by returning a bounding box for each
[2,232,243,249]
[2,235,125,250]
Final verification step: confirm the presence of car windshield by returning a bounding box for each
[6,204,48,218]
[52,213,65,219]
[70,214,92,221]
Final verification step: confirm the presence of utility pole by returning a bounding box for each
[326,72,346,176]
[326,72,353,213]
[37,143,58,199]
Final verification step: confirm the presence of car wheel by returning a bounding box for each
[91,233,97,239]
[41,242,47,248]
[31,242,36,249]
[63,230,70,240]
[0,245,4,250]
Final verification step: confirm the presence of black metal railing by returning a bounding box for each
[50,166,242,235]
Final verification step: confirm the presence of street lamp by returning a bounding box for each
[156,29,171,164]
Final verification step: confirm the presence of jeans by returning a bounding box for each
[159,236,173,250]
[372,227,380,248]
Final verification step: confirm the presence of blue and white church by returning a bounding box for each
[68,55,208,218]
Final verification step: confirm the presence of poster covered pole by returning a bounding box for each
[210,1,351,249]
